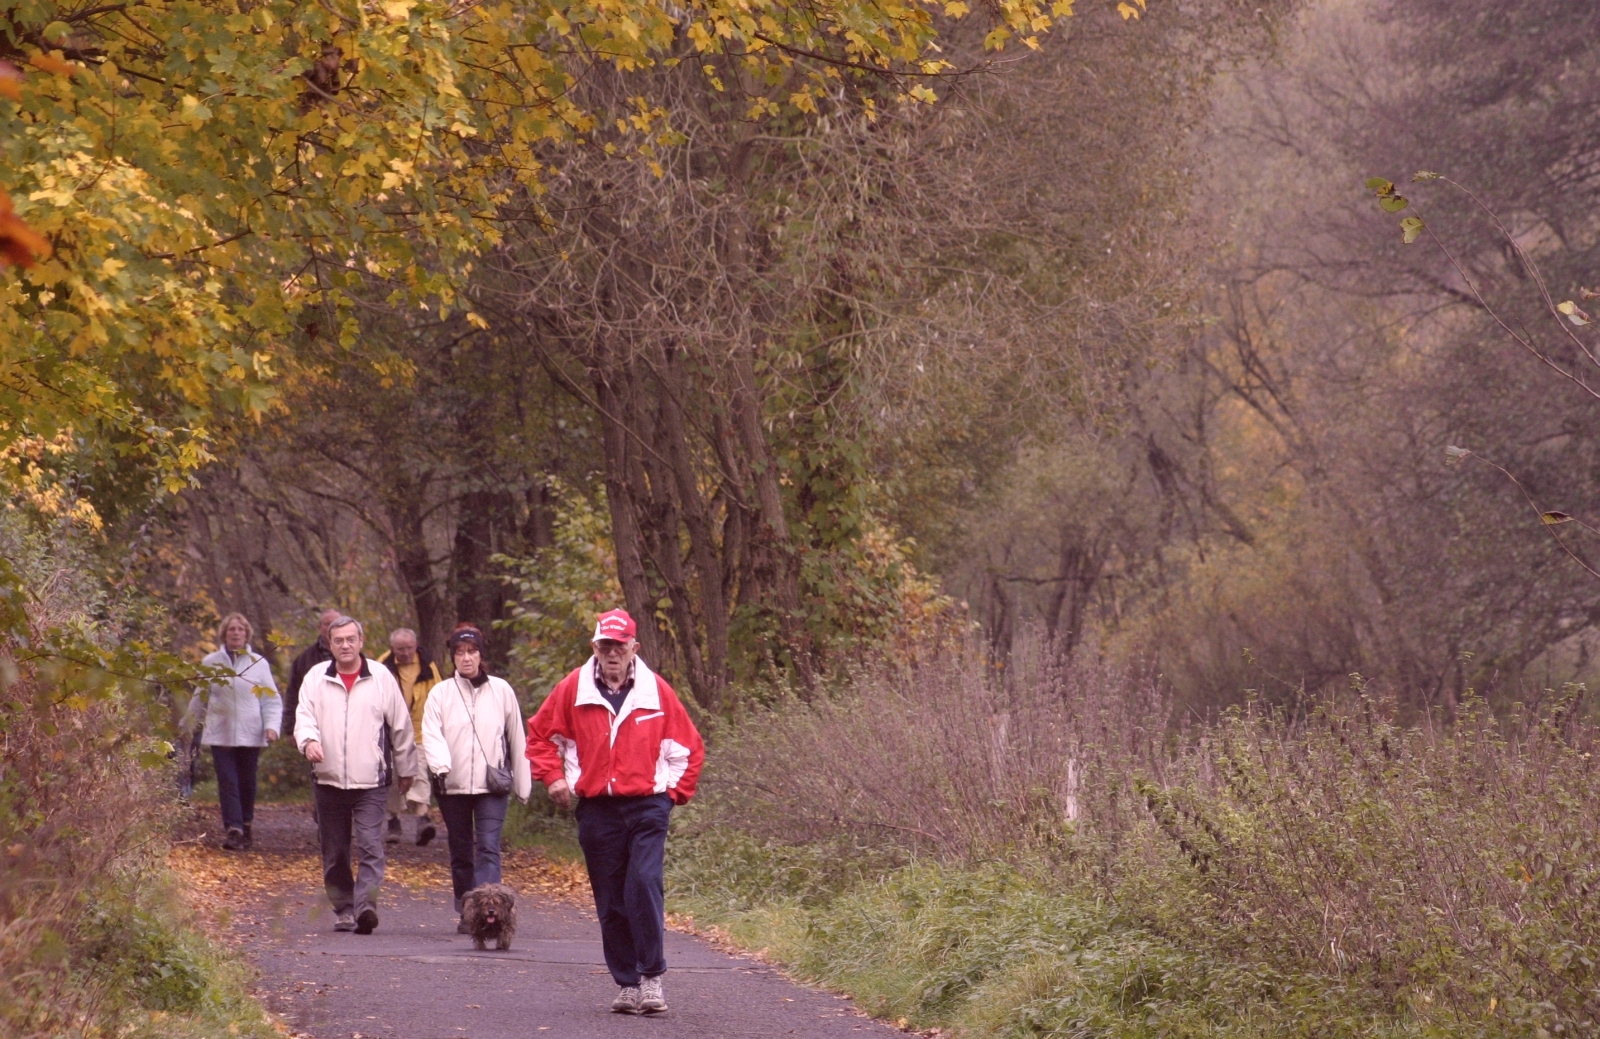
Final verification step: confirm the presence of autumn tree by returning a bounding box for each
[469,6,1211,706]
[2,0,1073,518]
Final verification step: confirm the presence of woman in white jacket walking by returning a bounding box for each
[422,625,532,928]
[187,612,281,851]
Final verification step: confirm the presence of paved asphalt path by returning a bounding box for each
[221,805,898,1039]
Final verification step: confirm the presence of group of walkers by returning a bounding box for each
[186,606,705,1016]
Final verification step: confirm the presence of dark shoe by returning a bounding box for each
[457,918,472,934]
[385,816,402,844]
[416,822,436,846]
[355,909,379,935]
[221,827,246,851]
[334,912,357,932]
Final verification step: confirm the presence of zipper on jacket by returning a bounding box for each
[454,678,481,796]
[342,678,350,788]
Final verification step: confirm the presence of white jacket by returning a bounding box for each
[421,674,532,800]
[294,657,420,790]
[188,647,282,748]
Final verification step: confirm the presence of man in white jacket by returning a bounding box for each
[295,616,420,935]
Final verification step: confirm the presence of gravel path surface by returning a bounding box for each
[211,804,896,1039]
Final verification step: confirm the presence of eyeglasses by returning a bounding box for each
[594,640,632,655]
[331,636,361,647]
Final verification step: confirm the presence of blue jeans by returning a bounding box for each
[576,794,672,986]
[210,745,261,833]
[437,792,509,908]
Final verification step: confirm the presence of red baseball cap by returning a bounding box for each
[591,608,637,643]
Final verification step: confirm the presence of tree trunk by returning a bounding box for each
[453,488,517,669]
[729,349,813,686]
[391,495,447,655]
[655,348,730,707]
[594,366,670,675]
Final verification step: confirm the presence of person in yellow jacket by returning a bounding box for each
[378,628,443,845]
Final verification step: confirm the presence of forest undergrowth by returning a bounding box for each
[666,642,1600,1038]
[0,517,277,1039]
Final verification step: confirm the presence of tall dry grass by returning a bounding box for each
[708,646,1167,860]
[685,638,1600,1035]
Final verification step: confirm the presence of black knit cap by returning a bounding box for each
[446,624,485,651]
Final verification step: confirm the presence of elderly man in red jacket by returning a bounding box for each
[526,609,705,1016]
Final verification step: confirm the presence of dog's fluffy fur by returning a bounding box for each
[460,883,516,951]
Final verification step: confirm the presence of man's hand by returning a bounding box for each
[303,740,324,763]
[399,776,413,795]
[263,729,278,743]
[546,778,573,810]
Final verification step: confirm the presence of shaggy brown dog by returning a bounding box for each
[460,883,516,951]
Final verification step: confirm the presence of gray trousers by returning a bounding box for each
[315,783,389,916]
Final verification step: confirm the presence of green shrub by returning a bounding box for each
[255,733,313,801]
[81,895,209,1013]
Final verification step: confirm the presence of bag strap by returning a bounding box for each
[457,677,504,770]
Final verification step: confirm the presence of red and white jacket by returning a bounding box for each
[526,657,704,804]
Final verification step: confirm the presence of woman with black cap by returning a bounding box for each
[420,624,533,930]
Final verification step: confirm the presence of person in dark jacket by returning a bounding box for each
[283,607,339,742]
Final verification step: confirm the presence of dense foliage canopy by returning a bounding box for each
[1,0,1077,505]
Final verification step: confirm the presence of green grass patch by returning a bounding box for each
[77,873,280,1039]
[667,851,1522,1039]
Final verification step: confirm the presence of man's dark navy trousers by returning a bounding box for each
[575,793,672,986]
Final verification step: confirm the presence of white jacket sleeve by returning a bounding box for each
[504,682,533,801]
[421,683,451,775]
[295,673,322,752]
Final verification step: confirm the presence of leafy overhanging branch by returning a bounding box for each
[0,557,236,747]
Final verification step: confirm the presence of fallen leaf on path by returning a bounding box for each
[169,842,590,929]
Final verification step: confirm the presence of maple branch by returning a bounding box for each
[747,32,995,79]
[148,228,253,260]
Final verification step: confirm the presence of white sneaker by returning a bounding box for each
[611,985,641,1014]
[638,975,667,1014]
